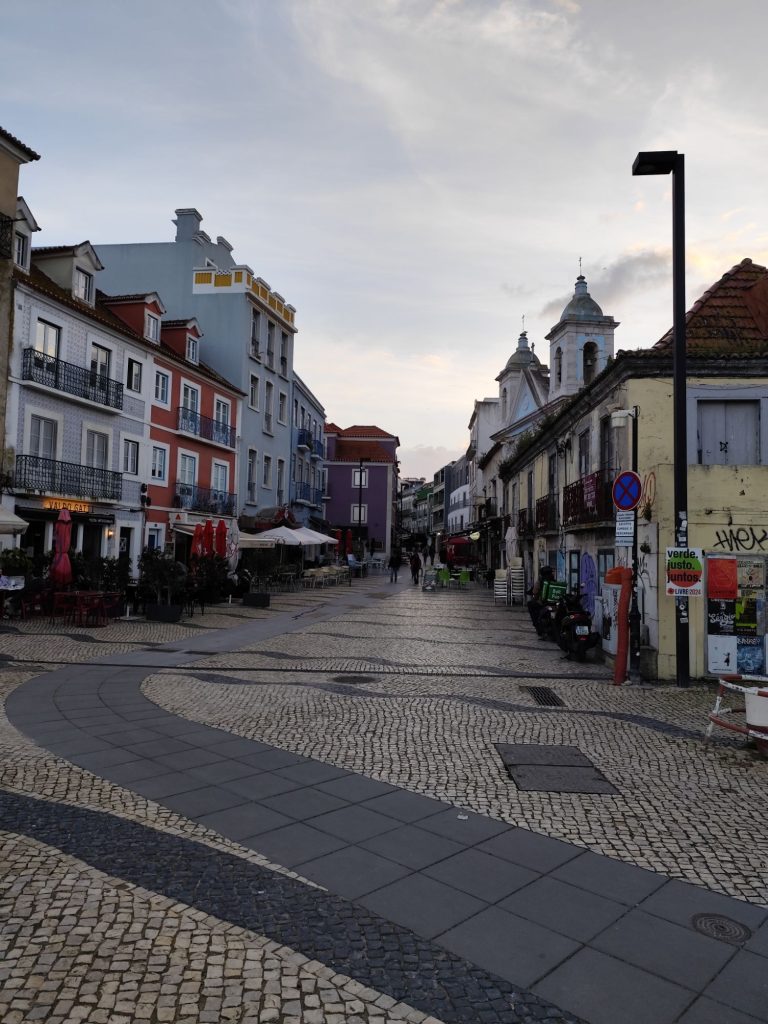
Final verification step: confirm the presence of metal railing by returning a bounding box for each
[177,406,236,448]
[312,487,323,506]
[23,348,124,410]
[15,455,122,501]
[562,470,614,526]
[535,493,558,532]
[296,427,312,449]
[312,438,324,459]
[518,508,534,536]
[173,482,237,516]
[293,480,312,503]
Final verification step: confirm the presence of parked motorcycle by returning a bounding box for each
[557,594,600,661]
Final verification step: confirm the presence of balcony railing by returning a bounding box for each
[477,497,497,519]
[23,348,123,410]
[296,427,312,450]
[536,493,558,532]
[173,482,237,516]
[177,407,236,448]
[311,438,324,459]
[312,487,323,506]
[15,455,122,501]
[562,470,614,527]
[518,508,534,536]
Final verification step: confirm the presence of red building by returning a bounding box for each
[104,296,243,554]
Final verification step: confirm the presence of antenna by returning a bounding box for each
[521,314,525,333]
[578,256,582,276]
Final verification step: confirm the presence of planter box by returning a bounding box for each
[242,592,270,608]
[145,603,184,623]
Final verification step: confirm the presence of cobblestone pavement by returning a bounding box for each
[2,577,767,1024]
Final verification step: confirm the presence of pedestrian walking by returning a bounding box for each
[428,542,436,566]
[409,551,421,584]
[388,550,403,583]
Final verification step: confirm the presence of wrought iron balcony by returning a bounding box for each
[172,482,237,516]
[15,455,122,501]
[311,438,324,459]
[22,348,124,410]
[296,428,312,450]
[312,487,323,506]
[477,497,497,520]
[293,480,312,503]
[535,493,558,532]
[177,406,236,448]
[517,508,534,536]
[562,470,614,527]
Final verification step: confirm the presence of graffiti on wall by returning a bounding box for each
[580,552,597,615]
[712,527,768,553]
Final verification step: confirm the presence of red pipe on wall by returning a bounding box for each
[606,567,632,685]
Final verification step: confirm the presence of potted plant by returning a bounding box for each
[238,548,272,607]
[138,548,186,622]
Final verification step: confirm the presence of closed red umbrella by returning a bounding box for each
[345,529,354,555]
[202,519,214,556]
[191,523,204,558]
[215,519,227,558]
[50,509,73,587]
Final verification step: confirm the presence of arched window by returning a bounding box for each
[555,347,562,385]
[502,387,508,419]
[582,342,598,385]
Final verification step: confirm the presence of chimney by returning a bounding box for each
[173,208,203,242]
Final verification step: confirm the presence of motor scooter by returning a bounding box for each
[557,594,600,661]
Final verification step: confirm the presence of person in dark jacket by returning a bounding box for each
[388,550,402,583]
[527,565,554,629]
[409,550,421,584]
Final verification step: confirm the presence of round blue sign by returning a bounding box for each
[612,471,642,511]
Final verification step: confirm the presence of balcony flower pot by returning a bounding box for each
[242,592,270,608]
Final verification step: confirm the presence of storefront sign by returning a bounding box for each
[665,548,703,597]
[42,499,91,514]
[615,510,634,547]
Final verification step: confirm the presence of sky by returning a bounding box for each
[5,0,768,479]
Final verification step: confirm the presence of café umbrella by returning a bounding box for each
[50,509,73,588]
[202,519,214,556]
[226,519,240,577]
[191,523,204,558]
[215,519,228,558]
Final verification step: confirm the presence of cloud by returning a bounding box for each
[538,249,671,321]
[399,444,464,480]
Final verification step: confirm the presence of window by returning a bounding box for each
[35,319,60,358]
[127,359,142,392]
[264,381,274,432]
[578,429,590,478]
[353,468,368,488]
[266,321,275,367]
[186,336,199,364]
[14,232,28,269]
[698,400,760,465]
[262,454,272,487]
[277,458,285,503]
[74,268,93,303]
[154,371,169,404]
[179,453,196,488]
[568,550,580,595]
[212,462,228,494]
[555,347,562,385]
[151,446,167,481]
[293,399,299,426]
[147,525,163,550]
[597,549,615,592]
[249,374,259,410]
[599,415,614,475]
[30,415,57,459]
[501,387,507,420]
[351,504,368,524]
[214,398,230,424]
[181,383,199,413]
[86,429,109,469]
[91,344,111,380]
[123,439,139,475]
[280,331,289,376]
[247,449,258,502]
[582,342,598,385]
[250,309,261,358]
[145,313,160,342]
[278,391,287,424]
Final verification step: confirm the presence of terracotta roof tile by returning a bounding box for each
[333,439,396,463]
[324,422,342,434]
[0,126,40,161]
[338,424,396,439]
[654,258,768,355]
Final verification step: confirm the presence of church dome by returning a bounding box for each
[560,275,603,321]
[504,330,540,370]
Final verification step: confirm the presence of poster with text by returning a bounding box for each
[737,636,765,674]
[707,636,737,675]
[735,596,759,637]
[707,559,737,600]
[738,559,765,591]
[707,599,736,636]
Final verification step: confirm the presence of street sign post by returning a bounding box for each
[612,471,642,512]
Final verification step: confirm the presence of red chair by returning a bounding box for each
[50,592,76,626]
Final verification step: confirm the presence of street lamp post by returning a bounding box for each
[356,457,369,559]
[632,150,689,687]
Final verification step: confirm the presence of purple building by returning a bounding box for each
[324,424,399,558]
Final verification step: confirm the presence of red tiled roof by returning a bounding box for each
[0,126,40,161]
[324,422,342,434]
[655,258,768,355]
[333,440,396,463]
[338,424,396,439]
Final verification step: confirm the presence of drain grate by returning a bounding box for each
[331,674,377,685]
[520,685,565,707]
[691,913,752,944]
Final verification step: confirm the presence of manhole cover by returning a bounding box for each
[331,675,376,685]
[691,913,752,944]
[520,685,565,707]
[495,743,618,795]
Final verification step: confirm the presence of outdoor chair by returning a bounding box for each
[50,591,76,625]
[436,569,451,588]
[458,569,471,589]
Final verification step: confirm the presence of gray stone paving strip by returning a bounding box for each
[5,580,768,1024]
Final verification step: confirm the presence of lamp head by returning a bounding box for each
[632,150,679,176]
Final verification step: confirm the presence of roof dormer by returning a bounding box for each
[100,292,166,341]
[12,197,40,274]
[31,241,104,307]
